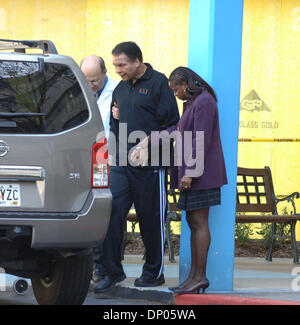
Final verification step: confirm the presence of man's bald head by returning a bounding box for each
[81,55,107,92]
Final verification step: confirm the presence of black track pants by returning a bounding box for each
[100,165,167,279]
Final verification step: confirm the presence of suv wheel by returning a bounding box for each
[31,254,92,305]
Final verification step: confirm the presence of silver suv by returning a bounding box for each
[0,40,112,304]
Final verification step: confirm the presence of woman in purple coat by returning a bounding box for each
[131,67,227,294]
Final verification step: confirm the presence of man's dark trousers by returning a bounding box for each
[100,165,167,279]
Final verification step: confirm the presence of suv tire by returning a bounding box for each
[31,254,92,305]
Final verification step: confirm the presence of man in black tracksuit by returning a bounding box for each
[94,42,179,293]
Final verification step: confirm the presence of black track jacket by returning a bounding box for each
[109,63,180,167]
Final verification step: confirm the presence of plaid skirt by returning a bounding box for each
[177,188,220,211]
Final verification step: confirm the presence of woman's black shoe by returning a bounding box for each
[174,279,209,295]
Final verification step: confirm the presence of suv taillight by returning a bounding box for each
[92,139,109,188]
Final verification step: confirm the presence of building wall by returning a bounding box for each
[238,0,300,238]
[0,0,189,84]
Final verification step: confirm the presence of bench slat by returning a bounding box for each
[236,214,300,223]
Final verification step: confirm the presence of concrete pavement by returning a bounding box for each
[2,255,300,305]
[92,255,300,305]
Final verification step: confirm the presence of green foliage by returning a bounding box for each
[235,205,292,248]
[235,223,254,246]
[256,222,291,248]
[255,223,273,248]
[255,206,291,248]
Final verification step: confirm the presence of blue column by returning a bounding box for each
[179,0,244,292]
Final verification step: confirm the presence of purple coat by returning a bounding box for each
[151,90,228,190]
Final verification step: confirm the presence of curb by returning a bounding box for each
[90,283,175,305]
[90,282,300,306]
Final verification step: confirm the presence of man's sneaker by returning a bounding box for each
[134,274,165,287]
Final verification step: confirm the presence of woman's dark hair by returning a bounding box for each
[112,41,143,62]
[169,67,217,102]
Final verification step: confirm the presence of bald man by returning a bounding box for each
[81,55,118,136]
[81,55,118,283]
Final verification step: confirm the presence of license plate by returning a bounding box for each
[0,184,21,207]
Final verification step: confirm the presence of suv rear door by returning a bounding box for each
[0,54,104,213]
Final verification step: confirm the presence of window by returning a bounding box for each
[0,61,89,134]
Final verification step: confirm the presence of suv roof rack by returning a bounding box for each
[0,39,58,54]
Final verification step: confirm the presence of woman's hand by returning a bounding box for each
[112,102,120,120]
[179,176,193,191]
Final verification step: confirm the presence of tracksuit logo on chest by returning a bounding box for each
[139,88,149,95]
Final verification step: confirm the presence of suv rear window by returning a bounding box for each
[0,60,89,134]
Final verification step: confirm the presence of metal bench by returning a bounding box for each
[165,185,181,262]
[236,166,300,263]
[124,166,300,263]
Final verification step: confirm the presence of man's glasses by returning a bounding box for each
[88,78,102,86]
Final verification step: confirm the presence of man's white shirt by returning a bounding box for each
[97,76,119,138]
